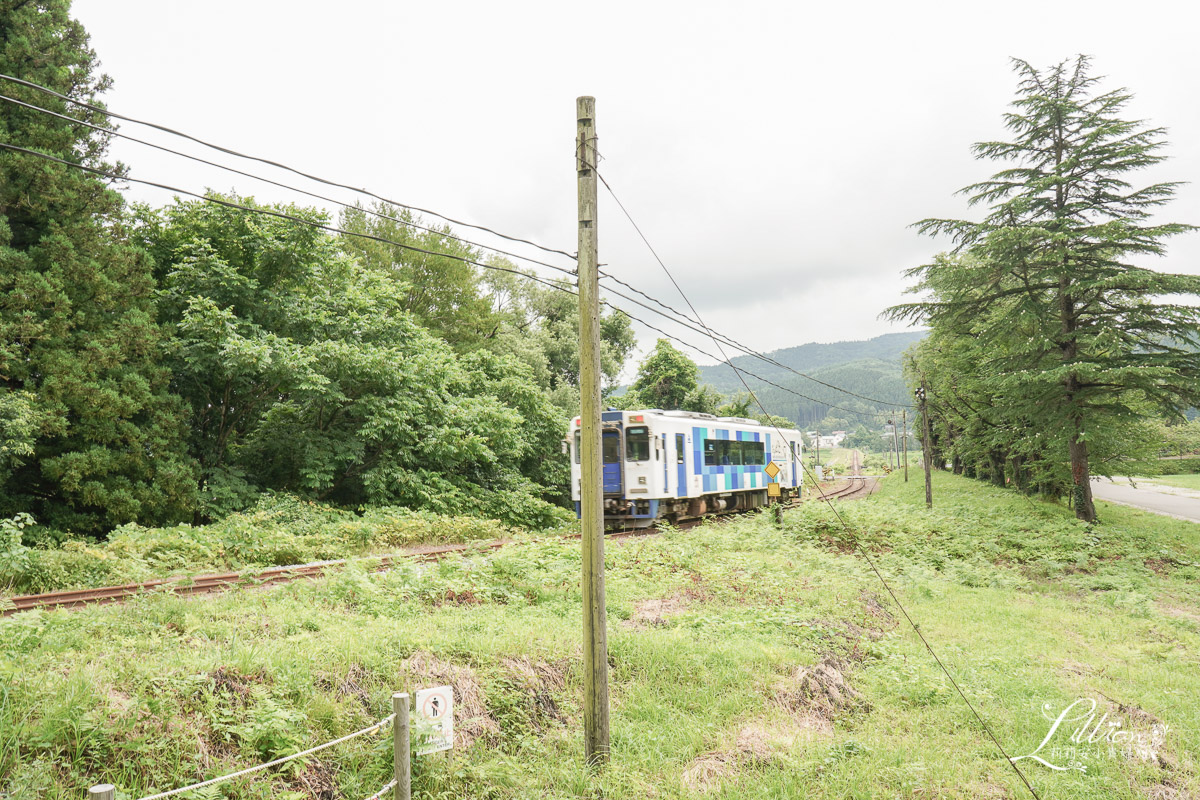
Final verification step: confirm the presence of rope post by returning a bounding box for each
[88,786,115,800]
[392,692,410,800]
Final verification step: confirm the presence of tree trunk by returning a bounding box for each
[1010,455,1025,493]
[989,451,1006,487]
[952,455,963,475]
[1069,412,1096,522]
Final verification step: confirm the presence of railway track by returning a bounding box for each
[3,474,877,617]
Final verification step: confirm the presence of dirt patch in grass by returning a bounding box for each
[861,592,896,627]
[1144,558,1172,577]
[681,719,820,795]
[209,665,268,704]
[401,651,498,747]
[682,659,857,795]
[315,662,374,711]
[774,655,868,719]
[291,759,337,800]
[625,593,688,629]
[499,656,568,729]
[439,588,485,606]
[1157,602,1200,624]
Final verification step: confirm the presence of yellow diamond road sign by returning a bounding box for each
[764,461,780,480]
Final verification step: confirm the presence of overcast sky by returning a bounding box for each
[72,0,1200,368]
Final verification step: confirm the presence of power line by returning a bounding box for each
[600,274,900,417]
[0,72,576,262]
[0,141,887,426]
[0,143,575,298]
[591,167,912,410]
[3,76,906,416]
[0,91,580,282]
[592,162,1043,800]
[598,285,891,421]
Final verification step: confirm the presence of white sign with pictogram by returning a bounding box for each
[414,686,454,754]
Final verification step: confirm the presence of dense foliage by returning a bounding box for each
[0,0,195,533]
[890,57,1200,519]
[0,3,644,537]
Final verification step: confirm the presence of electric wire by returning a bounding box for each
[600,268,913,410]
[590,160,1043,800]
[1,141,892,428]
[0,143,576,299]
[2,80,904,417]
[598,287,893,422]
[0,72,576,261]
[591,161,911,409]
[0,91,579,282]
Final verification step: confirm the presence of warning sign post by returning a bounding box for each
[414,686,454,755]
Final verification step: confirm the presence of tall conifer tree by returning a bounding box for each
[891,57,1200,521]
[0,0,194,532]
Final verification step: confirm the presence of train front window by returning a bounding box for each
[626,427,650,461]
[602,433,621,463]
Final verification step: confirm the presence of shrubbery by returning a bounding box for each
[1,496,541,596]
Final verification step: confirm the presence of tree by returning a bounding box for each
[0,0,195,533]
[338,203,497,352]
[890,57,1200,521]
[631,339,701,410]
[138,197,570,528]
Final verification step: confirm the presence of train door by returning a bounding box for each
[602,429,622,493]
[675,433,687,497]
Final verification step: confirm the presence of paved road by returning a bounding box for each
[1091,478,1200,523]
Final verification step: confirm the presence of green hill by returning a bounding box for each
[698,331,926,428]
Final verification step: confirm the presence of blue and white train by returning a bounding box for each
[566,409,805,528]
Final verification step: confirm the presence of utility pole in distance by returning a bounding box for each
[576,95,610,766]
[903,409,908,482]
[917,384,933,508]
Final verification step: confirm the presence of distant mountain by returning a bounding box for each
[698,331,926,428]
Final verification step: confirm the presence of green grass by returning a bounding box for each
[2,473,1197,799]
[1148,473,1200,491]
[1,494,536,598]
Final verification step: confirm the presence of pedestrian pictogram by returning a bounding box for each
[415,685,454,754]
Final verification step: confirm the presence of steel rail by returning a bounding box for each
[3,483,876,616]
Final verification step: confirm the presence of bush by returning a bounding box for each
[1,496,540,596]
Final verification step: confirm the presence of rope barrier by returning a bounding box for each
[136,714,395,800]
[362,780,398,800]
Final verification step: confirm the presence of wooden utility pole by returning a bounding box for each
[917,384,933,508]
[576,95,610,766]
[891,419,899,472]
[902,410,908,482]
[392,693,411,800]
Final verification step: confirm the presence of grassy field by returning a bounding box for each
[1149,474,1200,491]
[3,473,1198,799]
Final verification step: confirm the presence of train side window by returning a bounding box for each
[728,441,743,465]
[704,439,716,466]
[676,434,685,464]
[574,431,581,464]
[743,441,765,465]
[626,427,650,462]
